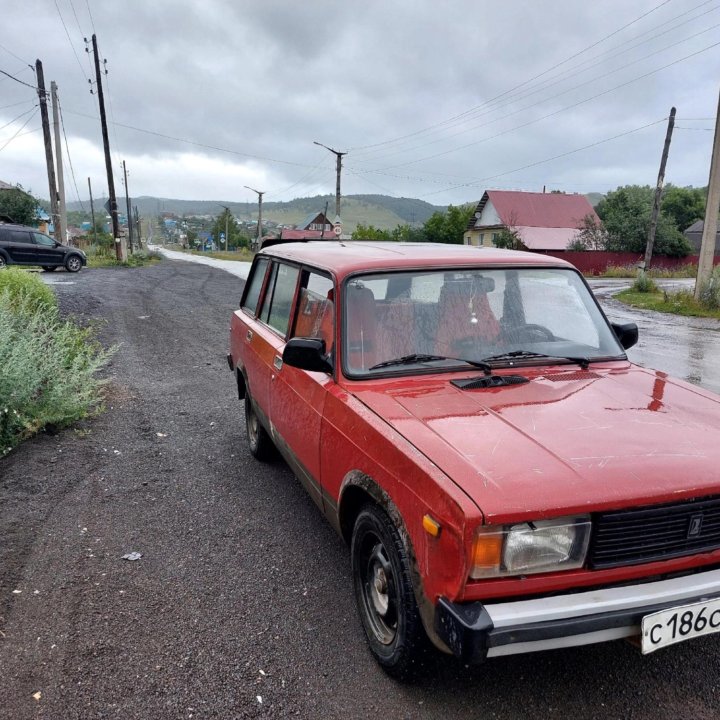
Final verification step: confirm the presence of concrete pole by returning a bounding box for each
[50,82,67,245]
[695,88,720,299]
[35,60,59,236]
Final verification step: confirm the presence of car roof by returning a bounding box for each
[0,223,38,231]
[259,241,573,277]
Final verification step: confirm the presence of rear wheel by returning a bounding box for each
[0,254,6,269]
[351,504,427,678]
[244,394,275,461]
[65,255,83,272]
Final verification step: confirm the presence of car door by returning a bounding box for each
[5,229,35,263]
[32,232,64,265]
[269,270,335,511]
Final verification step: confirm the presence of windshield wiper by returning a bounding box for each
[369,353,492,374]
[478,350,590,370]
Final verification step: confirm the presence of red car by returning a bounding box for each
[228,241,720,677]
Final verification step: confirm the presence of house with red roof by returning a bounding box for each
[464,190,599,251]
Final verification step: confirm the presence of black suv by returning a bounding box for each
[0,223,87,272]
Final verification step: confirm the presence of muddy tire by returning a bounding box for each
[244,395,275,461]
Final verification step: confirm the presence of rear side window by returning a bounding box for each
[8,230,32,244]
[259,262,300,337]
[242,257,269,315]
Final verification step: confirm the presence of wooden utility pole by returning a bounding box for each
[644,107,676,270]
[35,60,59,236]
[244,186,264,251]
[695,89,720,299]
[50,81,67,245]
[220,204,230,251]
[88,177,98,245]
[122,160,133,253]
[91,34,121,259]
[134,206,142,248]
[313,141,347,219]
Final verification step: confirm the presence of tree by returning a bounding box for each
[352,223,392,241]
[423,204,474,244]
[492,228,523,249]
[211,209,249,250]
[660,185,706,232]
[567,214,609,251]
[0,185,38,225]
[596,185,692,257]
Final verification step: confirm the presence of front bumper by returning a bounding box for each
[435,567,720,663]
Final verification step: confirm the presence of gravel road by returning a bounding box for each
[2,260,720,719]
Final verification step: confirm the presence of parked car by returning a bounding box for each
[0,223,86,272]
[228,241,720,677]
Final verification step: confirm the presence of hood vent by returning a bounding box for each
[543,371,600,382]
[452,375,529,390]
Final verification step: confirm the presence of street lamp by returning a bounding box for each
[244,186,265,251]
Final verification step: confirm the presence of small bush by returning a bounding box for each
[632,271,658,293]
[0,289,112,456]
[0,267,56,313]
[698,268,720,310]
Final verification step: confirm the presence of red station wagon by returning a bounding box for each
[228,241,720,677]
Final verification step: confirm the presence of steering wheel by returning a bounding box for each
[504,323,555,343]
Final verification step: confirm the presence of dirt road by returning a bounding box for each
[2,261,720,719]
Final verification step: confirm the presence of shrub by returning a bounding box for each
[0,267,56,313]
[632,271,658,293]
[0,288,112,456]
[698,268,720,310]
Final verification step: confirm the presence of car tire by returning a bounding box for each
[42,266,57,272]
[65,255,83,273]
[351,504,428,679]
[0,254,7,269]
[244,395,275,461]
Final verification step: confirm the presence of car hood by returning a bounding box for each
[351,364,720,524]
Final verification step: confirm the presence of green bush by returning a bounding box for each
[0,286,112,456]
[632,271,658,293]
[0,267,56,313]
[698,268,720,310]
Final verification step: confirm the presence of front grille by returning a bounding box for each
[589,496,720,569]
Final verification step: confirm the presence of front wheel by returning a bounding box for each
[351,504,427,679]
[65,255,83,273]
[244,395,275,461]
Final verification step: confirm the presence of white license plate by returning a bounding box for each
[641,597,720,654]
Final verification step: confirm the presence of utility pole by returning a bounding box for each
[643,107,676,270]
[35,60,59,237]
[220,205,230,251]
[88,177,98,245]
[313,141,347,219]
[91,34,121,259]
[244,186,264,251]
[695,88,720,299]
[134,206,142,248]
[122,160,133,253]
[50,82,67,246]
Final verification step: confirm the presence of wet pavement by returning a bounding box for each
[588,278,720,395]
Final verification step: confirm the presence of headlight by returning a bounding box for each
[470,515,591,579]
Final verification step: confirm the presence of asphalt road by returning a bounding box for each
[2,260,720,719]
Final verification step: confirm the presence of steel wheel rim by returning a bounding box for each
[360,538,398,645]
[246,402,259,448]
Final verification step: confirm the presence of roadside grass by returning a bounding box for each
[0,268,113,457]
[615,288,720,319]
[599,264,697,279]
[86,247,161,268]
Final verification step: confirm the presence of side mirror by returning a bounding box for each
[611,322,639,350]
[283,337,333,374]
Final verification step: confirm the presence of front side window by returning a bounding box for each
[342,267,624,377]
[259,262,299,337]
[292,272,335,352]
[33,232,56,247]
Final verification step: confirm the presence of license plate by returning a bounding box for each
[641,597,720,654]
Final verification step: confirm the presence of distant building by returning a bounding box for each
[277,210,334,242]
[684,220,720,254]
[465,190,599,251]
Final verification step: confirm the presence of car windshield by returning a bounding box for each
[342,267,624,377]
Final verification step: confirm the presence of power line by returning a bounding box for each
[0,108,39,153]
[0,68,38,92]
[349,0,677,153]
[85,0,97,34]
[354,38,720,173]
[353,23,720,167]
[0,42,32,66]
[419,118,669,198]
[0,105,37,132]
[53,0,91,85]
[0,99,35,111]
[58,95,85,212]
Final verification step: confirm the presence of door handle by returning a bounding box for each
[246,329,253,341]
[273,355,283,371]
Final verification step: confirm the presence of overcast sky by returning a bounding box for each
[1,0,718,210]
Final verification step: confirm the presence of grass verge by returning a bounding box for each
[598,264,697,279]
[86,248,161,268]
[164,245,255,262]
[0,268,113,456]
[615,289,720,319]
